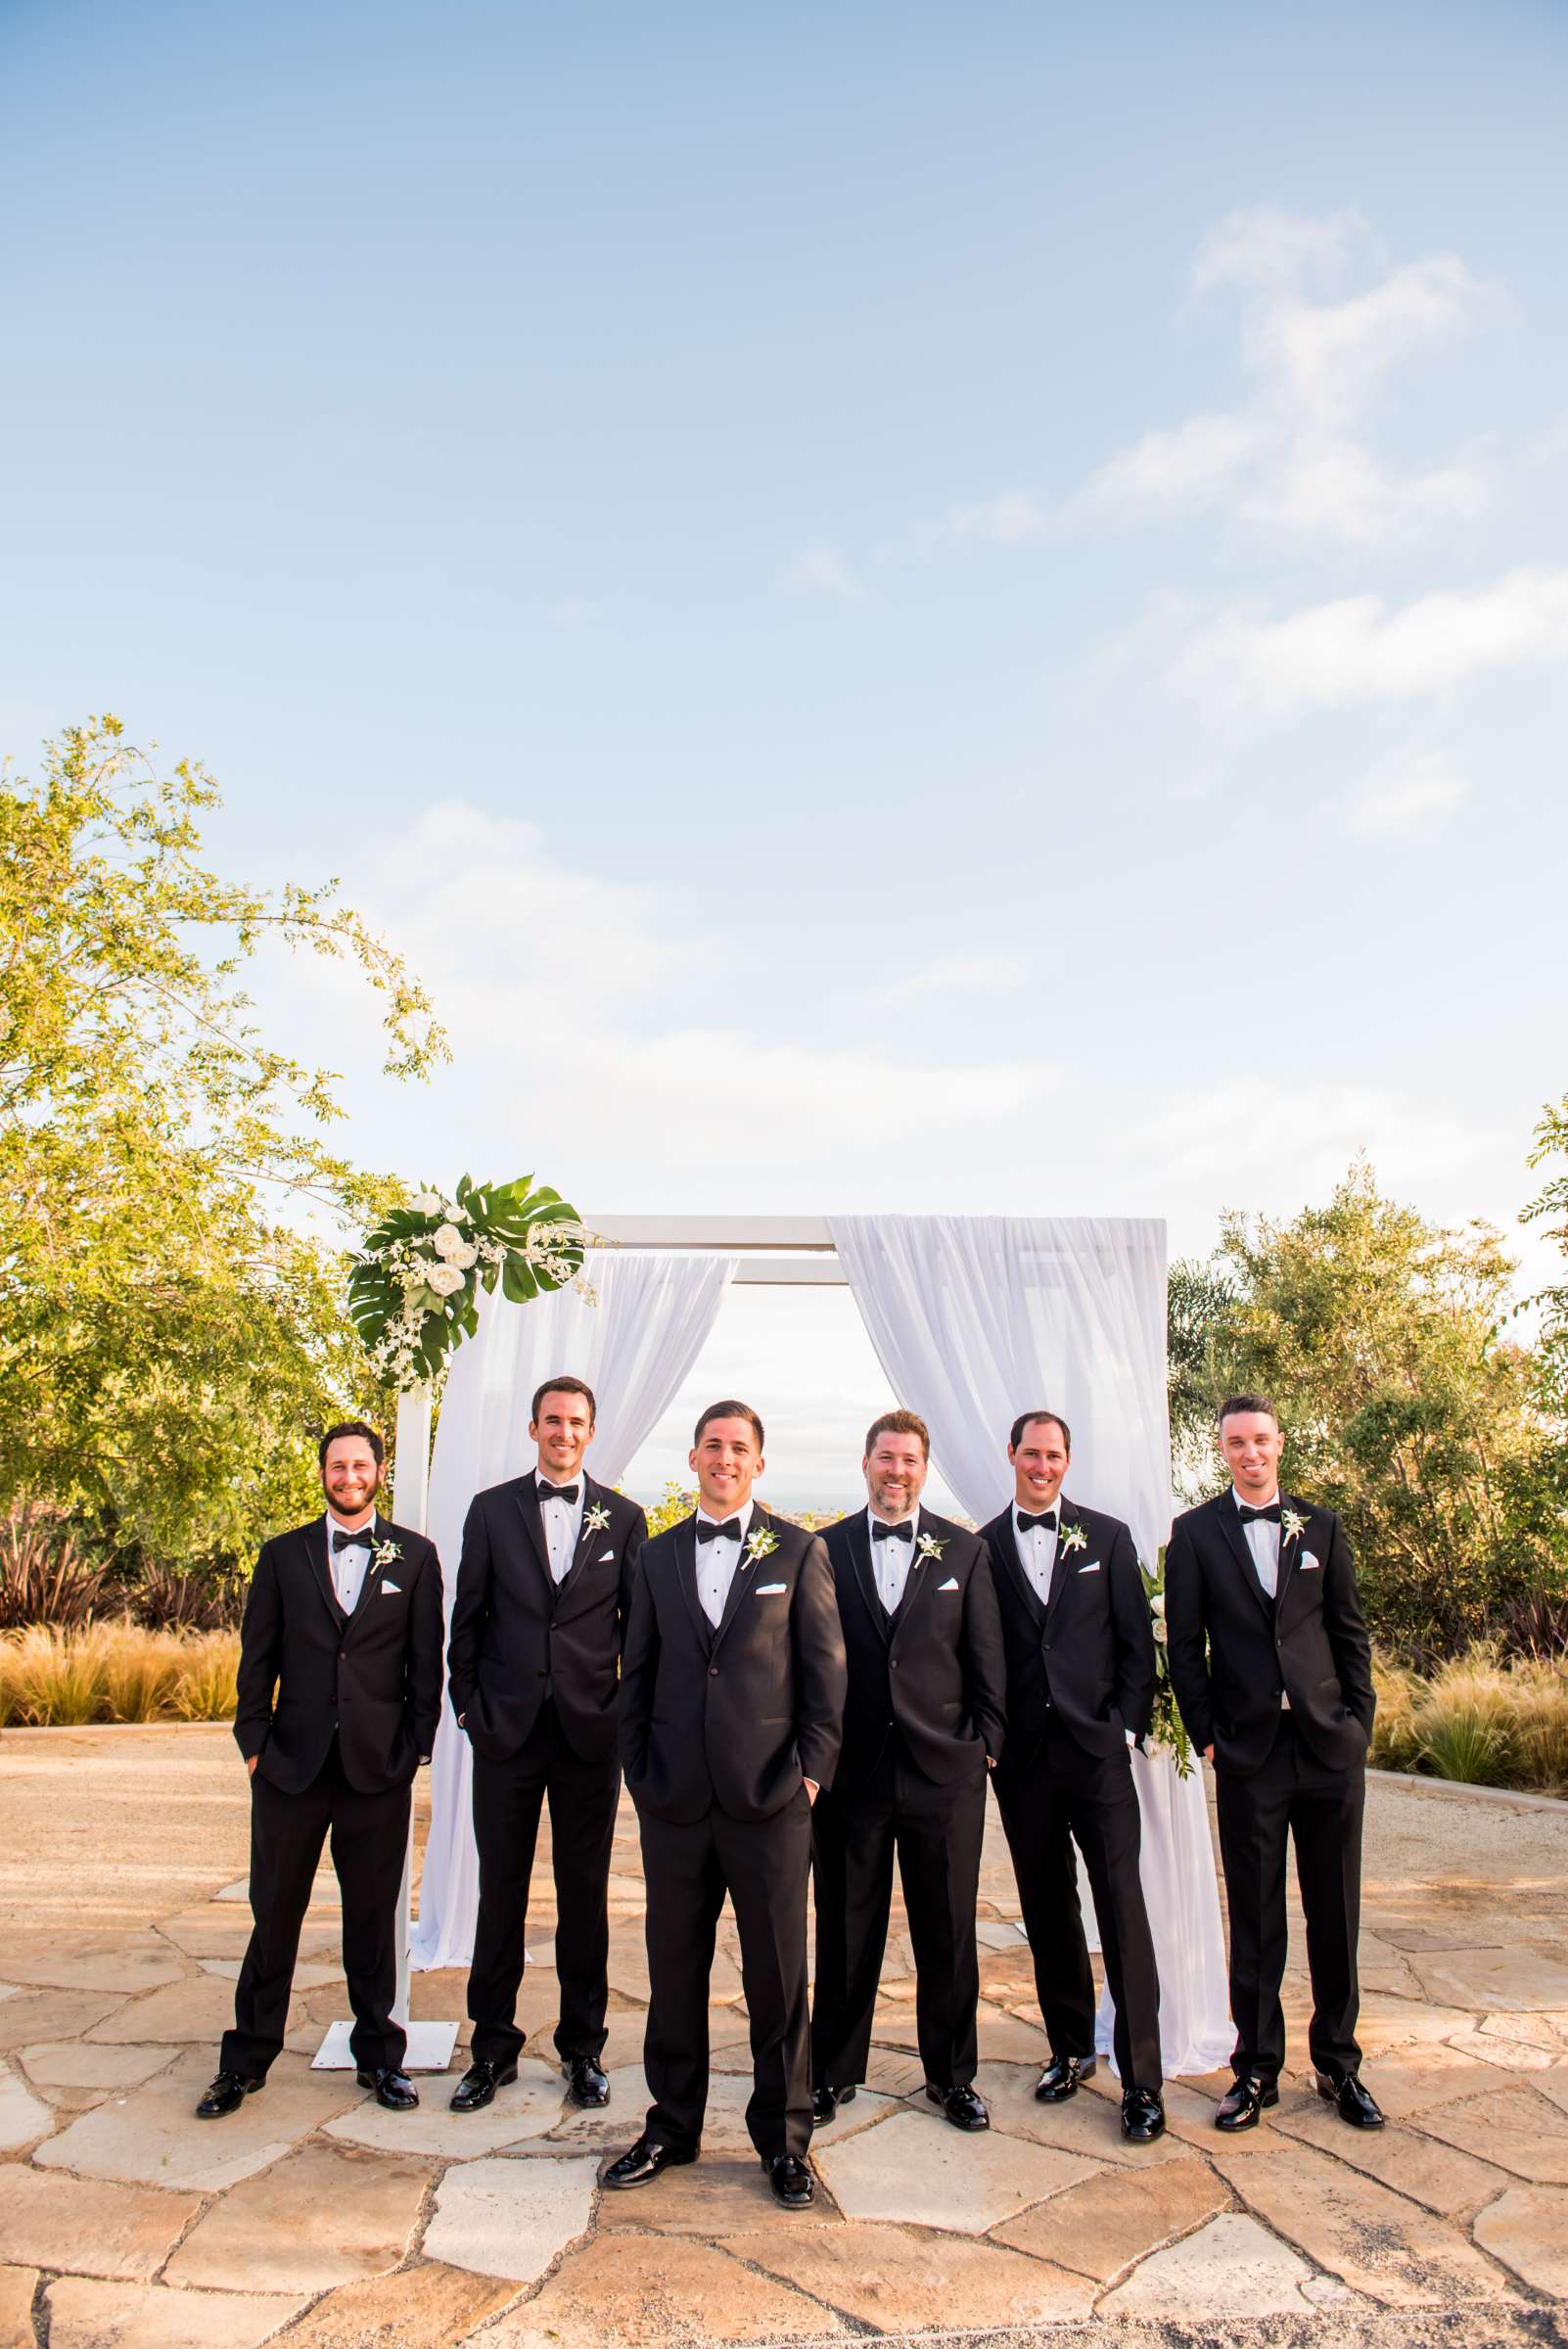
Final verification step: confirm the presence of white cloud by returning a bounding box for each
[945,492,1052,545]
[1119,1081,1499,1209]
[781,545,863,600]
[1345,745,1469,837]
[1163,566,1568,720]
[877,948,1032,1004]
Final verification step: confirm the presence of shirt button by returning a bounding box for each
[709,1666,718,1678]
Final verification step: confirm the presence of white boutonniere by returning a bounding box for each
[583,1502,612,1535]
[916,1533,946,1564]
[745,1527,779,1564]
[372,1539,402,1568]
[1059,1521,1087,1559]
[1281,1507,1309,1545]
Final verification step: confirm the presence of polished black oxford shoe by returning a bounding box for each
[1035,2054,1096,2103]
[1121,2087,1167,2143]
[764,2152,815,2208]
[602,2135,697,2188]
[564,2054,610,2108]
[356,2065,419,2110]
[1317,2069,1385,2130]
[449,2058,517,2112]
[810,2084,856,2126]
[195,2069,264,2118]
[927,2082,991,2131]
[1215,2074,1277,2131]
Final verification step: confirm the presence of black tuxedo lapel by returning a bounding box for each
[712,1510,767,1655]
[1041,1500,1082,1632]
[514,1473,556,1599]
[994,1509,1048,1628]
[890,1514,940,1644]
[1217,1492,1276,1625]
[849,1513,893,1646]
[1272,1495,1308,1619]
[554,1475,607,1607]
[306,1519,348,1634]
[673,1516,713,1652]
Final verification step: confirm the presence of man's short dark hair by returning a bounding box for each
[864,1408,930,1460]
[694,1399,764,1451]
[318,1419,385,1470]
[531,1374,597,1426]
[1218,1392,1278,1429]
[1009,1409,1072,1454]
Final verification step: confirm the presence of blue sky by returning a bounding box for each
[4,1,1566,1503]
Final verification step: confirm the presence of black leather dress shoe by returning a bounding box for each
[195,2069,263,2118]
[356,2066,418,2110]
[1215,2075,1277,2131]
[1318,2070,1385,2130]
[602,2135,697,2188]
[810,2084,855,2126]
[927,2082,990,2131]
[1122,2087,1167,2143]
[764,2152,815,2208]
[564,2054,610,2108]
[1035,2054,1096,2103]
[449,2058,517,2112]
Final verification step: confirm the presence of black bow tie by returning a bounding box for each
[1237,1502,1282,1525]
[538,1482,579,1506]
[1018,1509,1058,1533]
[696,1517,741,1544]
[873,1519,913,1543]
[332,1527,371,1553]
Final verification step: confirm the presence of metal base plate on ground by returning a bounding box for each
[311,2018,458,2072]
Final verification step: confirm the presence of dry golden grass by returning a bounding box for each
[0,1623,241,1727]
[1375,1645,1568,1796]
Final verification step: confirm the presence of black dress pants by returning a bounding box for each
[222,1740,409,2077]
[637,1788,813,2161]
[467,1701,621,2066]
[810,1747,986,2093]
[994,1718,1163,2093]
[1215,1713,1364,2086]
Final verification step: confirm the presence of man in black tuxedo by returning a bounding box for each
[811,1410,1005,2133]
[981,1409,1166,2143]
[446,1375,648,2113]
[607,1401,846,2209]
[198,1420,444,2119]
[1166,1394,1382,2134]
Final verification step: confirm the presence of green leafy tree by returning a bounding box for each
[0,715,447,1567]
[1523,1094,1568,1410]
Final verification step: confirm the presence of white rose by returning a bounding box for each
[432,1222,469,1262]
[1153,1618,1169,1645]
[426,1262,465,1297]
[1149,1592,1166,1620]
[409,1191,445,1217]
[445,1239,478,1269]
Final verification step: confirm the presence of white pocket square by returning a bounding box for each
[598,1548,615,1562]
[755,1582,787,1595]
[1300,1550,1321,1571]
[937,1577,960,1591]
[381,1582,401,1594]
[1077,1562,1100,1575]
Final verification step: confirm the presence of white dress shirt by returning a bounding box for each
[325,1510,375,1613]
[1013,1502,1060,1608]
[1234,1486,1282,1599]
[695,1498,754,1628]
[867,1508,918,1612]
[537,1476,586,1585]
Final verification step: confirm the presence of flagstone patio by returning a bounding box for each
[3,1723,1567,2348]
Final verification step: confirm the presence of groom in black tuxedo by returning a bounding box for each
[199,1420,444,2119]
[981,1409,1166,2143]
[446,1375,648,2113]
[810,1410,1005,2132]
[1166,1394,1382,2133]
[608,1401,846,2209]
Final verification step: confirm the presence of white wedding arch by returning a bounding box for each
[319,1214,1230,2079]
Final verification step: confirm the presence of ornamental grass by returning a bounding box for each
[0,1623,242,1727]
[1369,1645,1568,1797]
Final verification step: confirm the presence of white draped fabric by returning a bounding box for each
[410,1250,733,1970]
[830,1214,1232,2078]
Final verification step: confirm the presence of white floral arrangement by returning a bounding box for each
[584,1502,612,1536]
[348,1174,593,1392]
[745,1527,780,1564]
[1281,1505,1309,1545]
[916,1533,946,1563]
[1140,1570,1195,1778]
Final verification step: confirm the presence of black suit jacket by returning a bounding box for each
[823,1506,1006,1791]
[1165,1490,1375,1774]
[234,1513,445,1795]
[446,1471,647,1764]
[982,1496,1156,1771]
[618,1504,847,1825]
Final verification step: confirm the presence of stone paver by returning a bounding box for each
[603,2149,842,2234]
[86,1972,288,2047]
[0,2056,54,2148]
[420,2152,598,2281]
[729,2219,1097,2330]
[1407,1943,1568,2013]
[1099,2210,1340,2319]
[44,2278,307,2349]
[263,2261,517,2349]
[992,2152,1231,2280]
[0,2166,203,2281]
[972,2059,1184,2165]
[3,1936,187,1996]
[812,2103,1096,2233]
[322,2064,562,2157]
[33,2049,359,2192]
[1416,2082,1568,2183]
[1214,2137,1508,2306]
[16,2041,175,2108]
[1473,2185,1568,2296]
[0,1988,126,2053]
[0,2269,36,2349]
[165,2140,434,2292]
[482,2234,847,2346]
[547,2063,757,2152]
[1273,2098,1512,2215]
